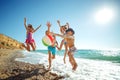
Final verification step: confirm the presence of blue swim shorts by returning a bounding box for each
[48,46,56,55]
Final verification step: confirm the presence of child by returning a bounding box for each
[22,18,41,51]
[46,22,59,70]
[57,20,69,35]
[53,28,78,71]
[57,20,69,64]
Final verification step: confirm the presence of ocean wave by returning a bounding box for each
[16,50,120,80]
[76,50,120,63]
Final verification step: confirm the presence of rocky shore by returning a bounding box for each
[0,49,64,80]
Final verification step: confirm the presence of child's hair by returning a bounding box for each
[45,30,51,36]
[66,28,75,35]
[61,25,67,30]
[60,25,68,33]
[28,24,34,30]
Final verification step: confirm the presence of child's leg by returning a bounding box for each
[26,43,30,51]
[33,41,36,49]
[68,51,74,67]
[71,54,77,71]
[22,43,30,51]
[68,51,77,70]
[30,43,35,51]
[52,54,55,59]
[51,47,56,59]
[63,44,68,64]
[48,51,52,70]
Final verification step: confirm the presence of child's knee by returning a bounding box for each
[68,53,71,56]
[52,55,55,59]
[48,58,51,61]
[48,56,51,60]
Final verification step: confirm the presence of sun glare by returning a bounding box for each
[94,7,115,24]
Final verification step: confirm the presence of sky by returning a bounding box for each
[0,0,120,50]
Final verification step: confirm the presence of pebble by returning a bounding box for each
[0,61,64,80]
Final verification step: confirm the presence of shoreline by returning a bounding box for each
[0,49,64,80]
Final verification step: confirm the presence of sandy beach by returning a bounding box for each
[0,49,64,80]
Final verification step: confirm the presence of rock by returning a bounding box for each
[38,68,48,75]
[0,61,65,80]
[0,34,23,49]
[36,75,45,80]
[0,73,8,79]
[31,75,37,79]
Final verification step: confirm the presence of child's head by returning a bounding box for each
[60,25,68,34]
[45,30,49,35]
[66,28,75,36]
[28,24,34,32]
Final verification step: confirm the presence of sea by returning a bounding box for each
[16,49,120,80]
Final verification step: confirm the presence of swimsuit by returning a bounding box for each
[48,39,57,55]
[63,33,67,45]
[62,39,67,45]
[25,32,35,44]
[48,46,56,55]
[69,46,77,53]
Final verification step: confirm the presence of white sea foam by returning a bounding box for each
[16,51,120,80]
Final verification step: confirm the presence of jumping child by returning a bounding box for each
[22,18,41,51]
[45,22,59,70]
[53,28,78,71]
[57,20,69,64]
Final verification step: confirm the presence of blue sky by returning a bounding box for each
[0,0,120,50]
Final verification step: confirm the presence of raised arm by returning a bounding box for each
[53,33,64,38]
[33,25,41,32]
[57,39,64,50]
[46,22,51,33]
[53,33,74,39]
[24,17,27,30]
[66,22,69,28]
[57,20,61,27]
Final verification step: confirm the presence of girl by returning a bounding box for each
[57,20,69,64]
[22,18,41,51]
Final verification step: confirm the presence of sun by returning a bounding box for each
[94,7,114,24]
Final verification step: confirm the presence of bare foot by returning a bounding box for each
[63,58,66,64]
[22,43,25,47]
[47,67,51,71]
[47,65,51,71]
[72,63,78,71]
[22,43,30,51]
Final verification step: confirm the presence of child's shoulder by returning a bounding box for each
[64,35,74,39]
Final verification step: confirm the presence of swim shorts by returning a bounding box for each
[48,46,56,55]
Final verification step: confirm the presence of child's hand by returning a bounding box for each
[46,22,51,27]
[57,20,60,24]
[56,46,60,50]
[51,32,56,36]
[66,22,69,26]
[66,22,69,28]
[39,25,42,27]
[66,22,69,25]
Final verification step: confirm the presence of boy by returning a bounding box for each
[53,28,77,71]
[46,22,58,70]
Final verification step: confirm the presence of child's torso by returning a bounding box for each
[26,32,33,40]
